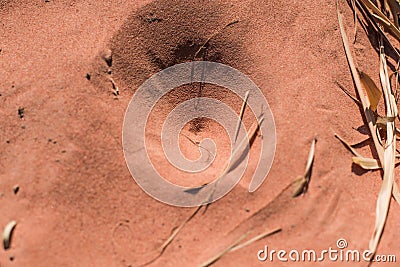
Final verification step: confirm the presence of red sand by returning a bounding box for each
[0,0,399,266]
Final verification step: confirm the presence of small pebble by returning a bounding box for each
[9,255,14,261]
[86,73,91,80]
[13,185,19,195]
[18,107,24,118]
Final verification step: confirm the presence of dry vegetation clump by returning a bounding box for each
[337,0,400,260]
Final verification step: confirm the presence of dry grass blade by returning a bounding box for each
[376,115,396,126]
[359,70,382,112]
[292,138,316,197]
[337,3,400,257]
[159,207,201,253]
[337,4,383,158]
[194,20,239,59]
[335,81,361,105]
[202,116,263,207]
[368,48,397,258]
[338,3,400,206]
[228,116,263,172]
[199,233,248,267]
[352,156,382,169]
[335,133,364,157]
[138,207,202,266]
[291,176,308,198]
[355,0,400,58]
[335,134,382,168]
[2,220,16,250]
[357,0,400,41]
[386,0,400,29]
[351,0,358,42]
[234,91,250,143]
[229,228,282,253]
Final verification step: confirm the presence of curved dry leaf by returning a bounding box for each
[376,115,396,127]
[359,71,382,112]
[352,156,381,170]
[2,221,16,250]
[292,176,308,198]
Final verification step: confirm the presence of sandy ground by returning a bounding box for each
[0,0,399,266]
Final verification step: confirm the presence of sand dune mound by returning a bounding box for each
[110,0,251,90]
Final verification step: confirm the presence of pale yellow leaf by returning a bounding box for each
[352,156,381,170]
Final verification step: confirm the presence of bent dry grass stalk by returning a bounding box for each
[198,233,248,267]
[199,228,282,267]
[368,46,397,257]
[234,91,250,143]
[337,1,400,259]
[357,0,400,41]
[292,138,317,198]
[335,134,383,169]
[229,228,282,253]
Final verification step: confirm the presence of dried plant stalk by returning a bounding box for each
[368,48,397,257]
[357,0,400,41]
[337,2,400,258]
[199,233,248,267]
[292,138,317,197]
[234,91,250,143]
